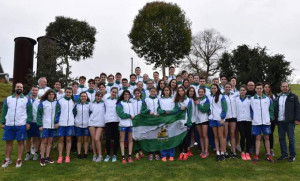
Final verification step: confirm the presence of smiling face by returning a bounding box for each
[124,92,131,101]
[54,82,61,90]
[239,87,247,97]
[116,74,122,81]
[153,72,159,81]
[96,94,102,102]
[65,89,73,98]
[122,79,128,87]
[178,88,185,97]
[194,76,200,84]
[88,81,94,89]
[130,75,136,82]
[198,88,205,98]
[211,85,218,95]
[230,78,237,87]
[110,88,118,98]
[188,88,195,97]
[170,80,177,89]
[199,78,206,86]
[135,68,141,76]
[150,89,156,96]
[247,82,255,91]
[159,80,165,89]
[80,93,88,103]
[264,84,271,94]
[281,82,289,93]
[225,84,232,94]
[147,81,154,88]
[79,78,85,85]
[255,85,263,96]
[107,76,114,83]
[31,87,38,97]
[15,83,23,95]
[163,87,171,97]
[134,91,141,99]
[48,92,55,101]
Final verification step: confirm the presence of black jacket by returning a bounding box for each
[274,92,300,123]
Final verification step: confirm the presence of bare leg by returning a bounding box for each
[230,122,237,153]
[89,127,96,155]
[202,125,209,153]
[40,138,47,158]
[65,136,72,157]
[46,137,53,158]
[263,135,271,155]
[58,137,64,157]
[196,125,204,153]
[120,131,126,156]
[255,135,261,155]
[17,141,24,160]
[95,128,104,156]
[212,127,219,152]
[77,136,82,155]
[83,136,89,155]
[128,132,133,155]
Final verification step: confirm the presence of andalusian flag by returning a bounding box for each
[132,111,187,152]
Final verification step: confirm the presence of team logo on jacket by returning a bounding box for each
[157,125,169,142]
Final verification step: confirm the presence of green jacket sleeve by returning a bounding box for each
[157,100,166,115]
[221,96,227,119]
[73,104,77,117]
[169,102,179,115]
[1,98,8,125]
[55,101,61,124]
[198,98,210,113]
[269,99,274,121]
[26,98,33,123]
[37,102,44,127]
[116,103,131,119]
[141,101,150,114]
[187,101,193,127]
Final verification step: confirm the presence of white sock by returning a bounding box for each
[5,158,10,161]
[221,152,224,155]
[216,151,220,155]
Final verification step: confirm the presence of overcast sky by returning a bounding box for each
[1,0,299,83]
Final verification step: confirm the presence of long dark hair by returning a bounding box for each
[79,92,90,103]
[211,84,221,103]
[161,86,172,97]
[174,86,185,103]
[156,79,165,93]
[40,89,56,102]
[182,79,190,89]
[186,87,197,102]
[116,90,131,104]
[264,82,274,100]
[133,88,142,99]
[168,79,178,91]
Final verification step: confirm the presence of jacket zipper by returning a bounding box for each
[14,98,19,126]
[51,102,53,128]
[259,98,263,124]
[82,104,84,128]
[67,100,69,126]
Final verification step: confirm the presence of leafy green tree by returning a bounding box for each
[129,2,192,76]
[46,16,97,86]
[218,44,293,93]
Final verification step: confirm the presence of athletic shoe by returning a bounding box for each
[200,152,204,157]
[241,152,247,160]
[270,149,275,157]
[16,159,22,168]
[187,149,193,157]
[77,154,83,159]
[155,154,160,160]
[83,154,88,159]
[140,153,145,158]
[112,155,117,162]
[65,156,70,163]
[135,156,140,161]
[46,157,54,164]
[277,155,288,161]
[24,152,32,161]
[288,157,296,162]
[252,155,259,163]
[246,153,251,161]
[33,153,39,161]
[227,141,231,147]
[231,152,237,159]
[178,153,184,160]
[2,159,12,168]
[148,154,153,161]
[122,158,126,164]
[92,155,97,162]
[169,157,174,161]
[104,155,111,162]
[266,155,274,163]
[128,157,133,163]
[40,158,46,166]
[57,156,63,164]
[96,155,103,162]
[220,154,225,161]
[236,145,241,152]
[183,153,188,161]
[216,155,220,161]
[202,152,209,159]
[224,152,230,159]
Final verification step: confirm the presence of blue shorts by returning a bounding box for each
[3,125,27,141]
[209,120,225,128]
[57,126,74,137]
[119,127,133,132]
[41,129,57,138]
[252,125,271,136]
[75,127,90,137]
[27,122,40,138]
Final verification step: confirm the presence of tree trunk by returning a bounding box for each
[162,59,166,77]
[206,61,209,82]
[65,57,70,87]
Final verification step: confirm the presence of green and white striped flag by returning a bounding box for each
[132,111,187,152]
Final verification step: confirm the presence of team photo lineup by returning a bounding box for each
[1,66,300,168]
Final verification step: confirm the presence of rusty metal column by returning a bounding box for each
[13,37,36,94]
[36,36,57,88]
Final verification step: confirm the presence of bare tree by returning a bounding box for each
[183,28,228,80]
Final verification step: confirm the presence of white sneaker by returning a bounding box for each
[33,153,39,161]
[92,155,97,162]
[16,159,22,168]
[1,159,12,168]
[96,155,103,162]
[24,153,32,161]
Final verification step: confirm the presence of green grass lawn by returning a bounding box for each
[0,83,300,180]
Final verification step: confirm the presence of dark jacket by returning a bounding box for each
[274,92,300,123]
